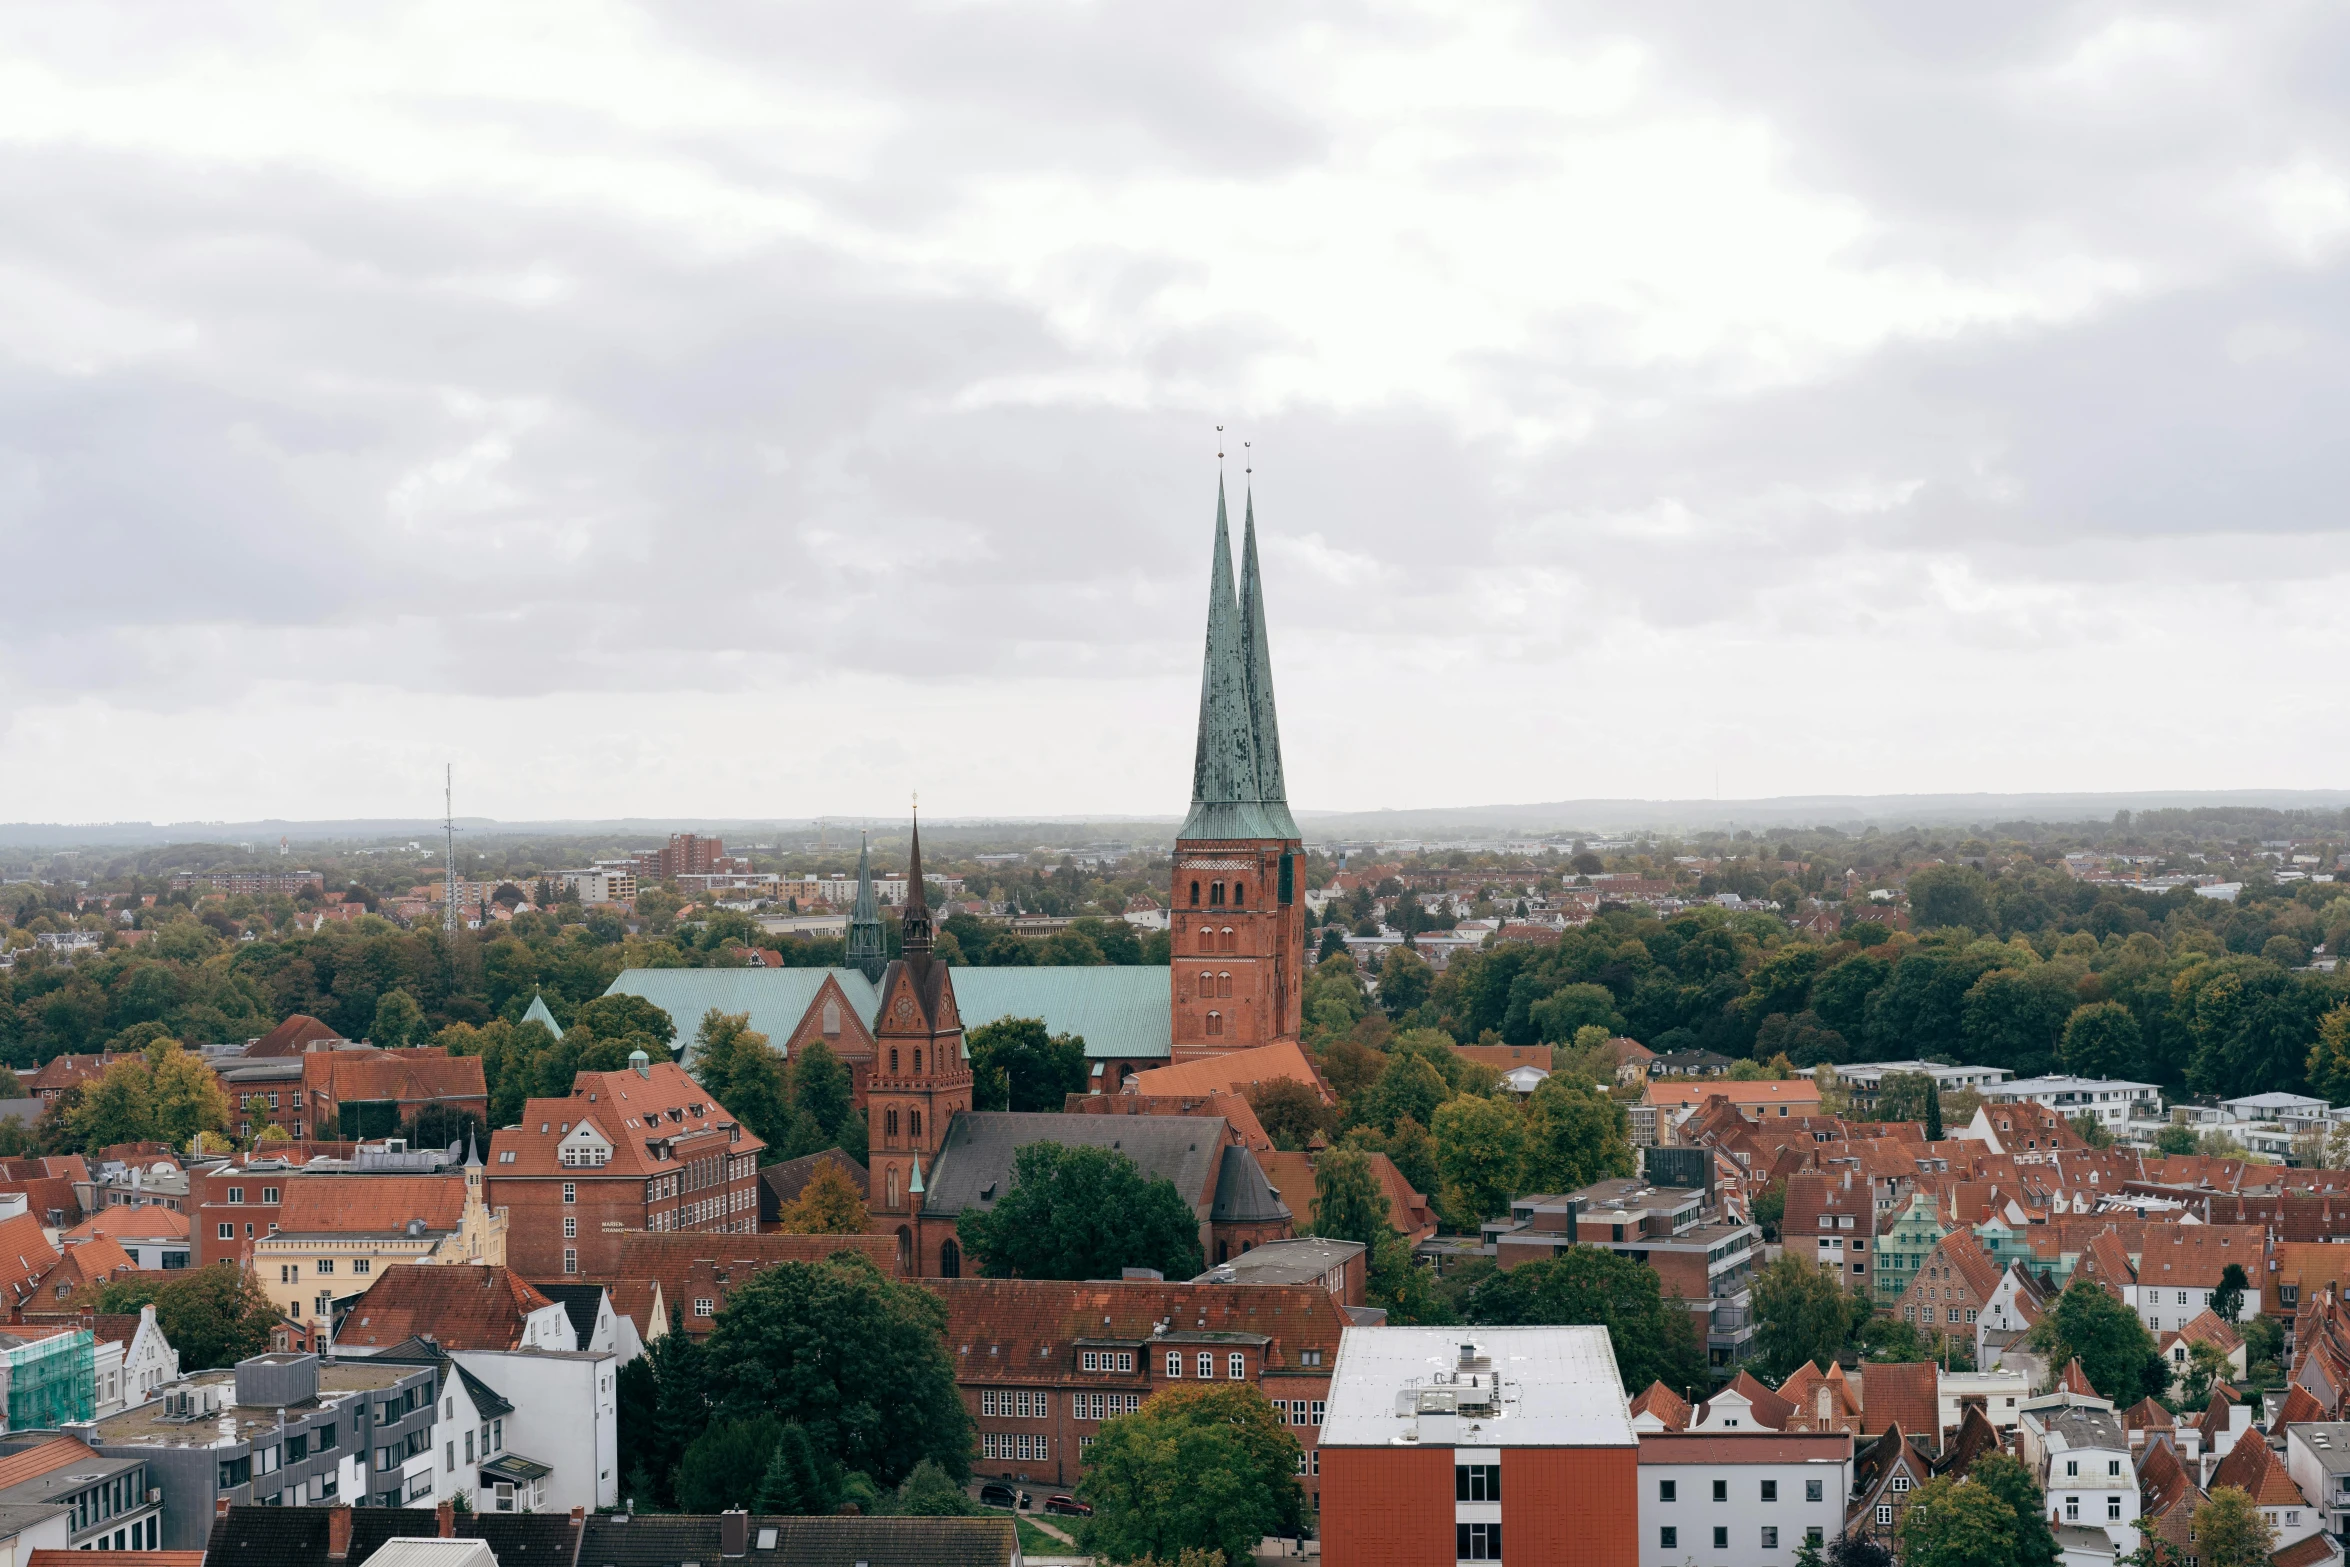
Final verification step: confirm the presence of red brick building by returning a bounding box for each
[866,822,972,1233]
[775,971,878,1107]
[486,1055,763,1278]
[1169,485,1306,1060]
[936,1277,1345,1500]
[609,1232,900,1334]
[300,1049,488,1140]
[187,1144,358,1268]
[1319,1326,1639,1567]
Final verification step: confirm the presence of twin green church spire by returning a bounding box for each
[1180,479,1300,842]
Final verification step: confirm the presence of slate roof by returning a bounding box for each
[576,1514,1016,1567]
[199,1508,328,1567]
[336,1265,556,1350]
[203,1507,583,1567]
[529,1282,606,1349]
[922,1111,1245,1219]
[932,1277,1347,1378]
[273,1174,465,1237]
[1209,1144,1290,1223]
[604,969,879,1070]
[758,1148,871,1212]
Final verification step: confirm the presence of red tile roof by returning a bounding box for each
[2273,1382,2329,1437]
[247,1015,345,1057]
[25,1054,134,1095]
[490,1058,763,1180]
[1712,1370,1795,1430]
[1062,1092,1273,1152]
[931,1276,1347,1377]
[2273,1534,2339,1567]
[304,1050,486,1109]
[66,1206,189,1243]
[1631,1381,1691,1431]
[2122,1396,2175,1430]
[0,1213,64,1310]
[2208,1425,2303,1506]
[0,1437,103,1493]
[1258,1150,1436,1243]
[2060,1358,2098,1397]
[604,1233,899,1336]
[274,1175,466,1236]
[1861,1362,1942,1452]
[1129,1042,1330,1105]
[337,1265,556,1350]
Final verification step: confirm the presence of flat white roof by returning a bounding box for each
[1318,1326,1636,1449]
[2224,1092,2328,1109]
[1987,1076,2158,1097]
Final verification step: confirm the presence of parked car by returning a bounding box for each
[1044,1495,1093,1518]
[979,1483,1022,1509]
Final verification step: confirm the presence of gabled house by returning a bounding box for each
[1848,1425,1935,1546]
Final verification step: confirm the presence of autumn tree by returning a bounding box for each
[2190,1485,2278,1567]
[777,1159,868,1235]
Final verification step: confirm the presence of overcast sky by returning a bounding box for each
[3,4,2347,824]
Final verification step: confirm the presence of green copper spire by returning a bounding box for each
[1238,485,1299,839]
[1179,476,1296,841]
[845,831,885,984]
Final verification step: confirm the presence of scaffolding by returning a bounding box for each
[2,1329,94,1431]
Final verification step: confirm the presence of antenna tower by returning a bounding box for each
[443,764,460,935]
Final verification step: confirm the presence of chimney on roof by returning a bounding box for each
[327,1503,353,1561]
[437,1500,456,1538]
[720,1509,750,1558]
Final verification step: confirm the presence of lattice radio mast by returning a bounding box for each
[443,763,461,935]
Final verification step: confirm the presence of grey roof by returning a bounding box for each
[1179,479,1298,843]
[2292,1423,2350,1472]
[1211,1142,1291,1223]
[947,966,1172,1060]
[1195,1236,1366,1287]
[520,991,562,1039]
[2047,1406,2129,1451]
[452,1361,514,1419]
[923,1111,1238,1218]
[578,1515,1017,1567]
[531,1281,606,1349]
[605,968,878,1066]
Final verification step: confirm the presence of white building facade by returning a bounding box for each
[1638,1432,1854,1567]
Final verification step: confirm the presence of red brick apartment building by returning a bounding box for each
[487,1054,762,1277]
[301,1050,487,1140]
[189,1144,356,1268]
[935,1278,1347,1502]
[1318,1326,1639,1567]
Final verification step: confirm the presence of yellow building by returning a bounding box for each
[252,1146,507,1330]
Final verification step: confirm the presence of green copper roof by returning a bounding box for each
[945,967,1172,1061]
[520,991,563,1040]
[1179,478,1299,842]
[606,968,879,1070]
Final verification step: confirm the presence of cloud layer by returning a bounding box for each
[2,2,2346,822]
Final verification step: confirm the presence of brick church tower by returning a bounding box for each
[1170,480,1305,1060]
[867,812,972,1234]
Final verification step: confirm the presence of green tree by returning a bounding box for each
[1907,866,1993,933]
[691,1011,793,1154]
[147,1039,230,1145]
[1376,947,1434,1018]
[789,1038,855,1138]
[2190,1485,2278,1567]
[1306,1146,1389,1248]
[1430,1094,1525,1225]
[1969,1453,2060,1567]
[1749,1254,1869,1381]
[1895,1476,2019,1567]
[957,1143,1204,1281]
[754,1423,838,1516]
[89,1262,277,1369]
[2153,1124,2198,1155]
[1366,1228,1448,1325]
[1462,1248,1704,1395]
[369,988,426,1048]
[571,993,679,1053]
[1753,1181,1787,1241]
[700,1253,969,1487]
[1077,1383,1303,1564]
[1247,1078,1336,1150]
[2212,1262,2248,1324]
[642,1312,713,1507]
[2311,1004,2350,1104]
[1527,983,1625,1044]
[69,1059,156,1149]
[2061,1002,2143,1079]
[1519,1077,1633,1192]
[1357,1055,1449,1135]
[2031,1276,2168,1405]
[965,1017,1087,1112]
[1872,1072,1938,1127]
[2181,1340,2231,1405]
[676,1415,782,1513]
[2070,1111,2114,1148]
[883,1458,985,1516]
[1960,965,2077,1077]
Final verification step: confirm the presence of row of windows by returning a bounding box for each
[1072,1393,1142,1421]
[887,1048,928,1073]
[70,1469,147,1532]
[1658,1478,1825,1503]
[219,1187,282,1205]
[559,1146,609,1167]
[1658,1527,1820,1550]
[1166,1350,1248,1379]
[1189,878,1248,907]
[883,1109,924,1139]
[982,1433,1049,1461]
[1079,1351,1135,1372]
[982,1391,1053,1419]
[1196,971,1237,998]
[276,1258,372,1280]
[1274,1400,1326,1427]
[1192,925,1242,952]
[1903,1306,1978,1324]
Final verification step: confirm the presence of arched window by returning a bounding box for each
[910,1109,923,1138]
[889,1048,899,1073]
[913,1048,923,1072]
[1211,881,1225,906]
[885,1108,900,1138]
[822,1000,840,1036]
[895,1223,912,1271]
[1232,881,1245,907]
[1219,971,1232,998]
[1199,970,1214,998]
[1190,880,1200,906]
[887,1165,901,1208]
[940,1238,962,1278]
[1207,1011,1224,1037]
[1222,927,1236,953]
[1198,926,1214,948]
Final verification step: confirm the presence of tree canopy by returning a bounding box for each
[956,1142,1204,1281]
[1078,1384,1304,1563]
[1460,1248,1705,1395]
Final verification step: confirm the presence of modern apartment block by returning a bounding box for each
[1317,1327,1638,1567]
[1636,1432,1854,1567]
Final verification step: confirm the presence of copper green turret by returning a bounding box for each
[845,831,885,984]
[1180,478,1299,841]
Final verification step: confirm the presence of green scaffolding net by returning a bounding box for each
[7,1329,95,1430]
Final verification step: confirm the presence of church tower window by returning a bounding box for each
[1233,882,1245,907]
[910,1110,922,1138]
[1207,1012,1224,1037]
[1211,881,1224,906]
[1190,881,1200,906]
[889,1048,899,1072]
